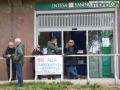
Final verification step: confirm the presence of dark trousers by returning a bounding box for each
[48,75,56,79]
[7,65,16,80]
[33,70,41,79]
[15,64,23,86]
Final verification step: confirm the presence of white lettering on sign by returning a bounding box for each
[75,3,89,7]
[52,3,67,8]
[35,55,62,75]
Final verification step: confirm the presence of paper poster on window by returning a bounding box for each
[35,55,62,75]
[43,48,47,54]
[102,38,109,47]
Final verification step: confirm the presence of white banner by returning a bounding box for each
[35,55,62,75]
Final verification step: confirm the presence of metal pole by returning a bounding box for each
[114,55,117,85]
[9,58,12,82]
[115,55,118,85]
[87,57,90,84]
[35,56,37,82]
[115,7,119,79]
[86,30,90,84]
[61,31,64,83]
[34,10,37,49]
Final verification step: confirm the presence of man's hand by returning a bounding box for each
[55,43,57,45]
[52,50,55,53]
[62,54,64,57]
[65,46,67,48]
[55,39,57,45]
[7,54,11,58]
[10,57,13,59]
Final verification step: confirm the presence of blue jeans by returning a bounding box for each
[69,66,77,79]
[15,64,23,86]
[68,65,79,79]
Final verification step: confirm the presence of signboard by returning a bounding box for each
[36,1,119,10]
[102,31,111,77]
[35,55,62,75]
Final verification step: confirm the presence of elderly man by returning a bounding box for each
[62,40,80,79]
[3,42,16,80]
[14,38,25,87]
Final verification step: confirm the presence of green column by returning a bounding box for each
[102,31,111,77]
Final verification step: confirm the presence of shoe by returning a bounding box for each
[15,85,22,87]
[38,78,41,80]
[52,78,56,80]
[77,75,80,79]
[11,79,15,81]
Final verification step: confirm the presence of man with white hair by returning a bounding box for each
[14,38,25,87]
[3,42,16,80]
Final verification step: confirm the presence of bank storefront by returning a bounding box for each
[34,1,119,83]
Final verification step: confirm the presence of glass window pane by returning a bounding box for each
[38,32,62,55]
[88,30,114,78]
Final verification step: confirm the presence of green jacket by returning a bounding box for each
[47,41,58,55]
[14,43,25,64]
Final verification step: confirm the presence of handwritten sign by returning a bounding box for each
[35,55,62,75]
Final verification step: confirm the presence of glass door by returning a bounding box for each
[37,31,62,79]
[38,31,62,55]
[88,30,114,78]
[63,31,87,79]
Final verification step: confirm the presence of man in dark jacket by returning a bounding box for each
[47,36,58,80]
[64,40,78,53]
[3,42,16,80]
[64,40,78,79]
[62,41,80,79]
[14,38,25,87]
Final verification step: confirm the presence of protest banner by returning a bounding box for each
[35,55,62,75]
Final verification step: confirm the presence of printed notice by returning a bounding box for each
[43,48,47,54]
[102,38,109,47]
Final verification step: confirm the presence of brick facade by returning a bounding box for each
[0,13,34,80]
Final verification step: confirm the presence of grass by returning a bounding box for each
[0,81,73,90]
[73,83,102,90]
[0,81,119,90]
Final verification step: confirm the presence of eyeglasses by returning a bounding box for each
[37,47,40,48]
[69,42,73,43]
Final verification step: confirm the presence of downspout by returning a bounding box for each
[11,0,13,40]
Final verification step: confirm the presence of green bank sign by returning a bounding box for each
[102,31,111,77]
[36,1,119,10]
